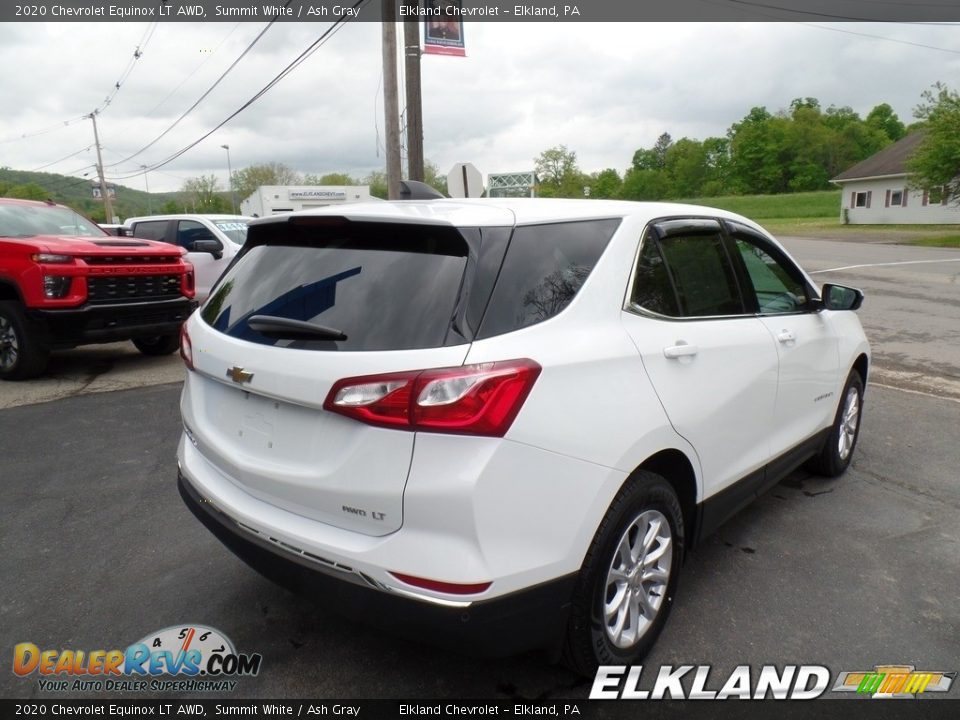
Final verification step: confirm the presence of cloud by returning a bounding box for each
[1,20,958,193]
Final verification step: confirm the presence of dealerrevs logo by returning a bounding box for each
[591,664,957,700]
[13,624,261,693]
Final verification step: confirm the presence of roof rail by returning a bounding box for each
[397,180,446,200]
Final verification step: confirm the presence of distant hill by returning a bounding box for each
[0,168,193,222]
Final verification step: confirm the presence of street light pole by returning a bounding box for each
[221,144,237,213]
[140,165,152,214]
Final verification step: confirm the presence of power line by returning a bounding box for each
[0,115,89,146]
[144,22,242,117]
[0,24,157,146]
[107,0,368,181]
[30,146,93,172]
[695,0,960,52]
[94,21,158,114]
[104,13,288,169]
[721,0,960,22]
[720,0,957,25]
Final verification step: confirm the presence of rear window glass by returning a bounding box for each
[201,222,469,352]
[477,219,620,338]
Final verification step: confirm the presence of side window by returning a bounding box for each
[131,220,168,241]
[630,232,680,316]
[733,237,809,314]
[656,232,744,317]
[177,220,219,250]
[477,218,621,339]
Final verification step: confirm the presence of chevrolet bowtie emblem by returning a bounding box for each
[226,366,254,384]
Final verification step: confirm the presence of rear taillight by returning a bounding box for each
[180,325,194,370]
[323,359,541,437]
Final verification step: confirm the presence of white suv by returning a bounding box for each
[176,197,869,675]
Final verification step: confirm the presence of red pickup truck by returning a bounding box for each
[0,198,196,380]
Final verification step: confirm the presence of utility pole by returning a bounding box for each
[403,15,424,182]
[140,165,152,214]
[89,111,115,223]
[382,0,402,199]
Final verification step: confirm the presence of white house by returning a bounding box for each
[832,132,956,224]
[241,185,374,217]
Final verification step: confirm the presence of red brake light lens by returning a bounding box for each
[323,359,541,437]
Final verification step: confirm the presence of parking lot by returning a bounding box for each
[2,236,958,700]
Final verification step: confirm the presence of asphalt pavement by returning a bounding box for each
[1,379,957,699]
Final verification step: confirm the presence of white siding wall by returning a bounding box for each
[839,176,958,224]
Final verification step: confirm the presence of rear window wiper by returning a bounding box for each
[247,315,347,341]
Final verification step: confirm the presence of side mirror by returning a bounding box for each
[189,239,223,259]
[820,283,864,311]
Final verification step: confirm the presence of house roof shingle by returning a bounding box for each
[832,132,925,183]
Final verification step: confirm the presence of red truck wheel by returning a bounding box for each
[0,301,50,381]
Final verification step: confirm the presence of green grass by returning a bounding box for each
[904,235,960,248]
[673,190,960,248]
[675,190,840,220]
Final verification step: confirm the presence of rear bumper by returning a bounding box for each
[178,470,575,658]
[30,297,196,347]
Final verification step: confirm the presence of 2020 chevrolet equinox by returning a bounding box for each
[177,197,869,675]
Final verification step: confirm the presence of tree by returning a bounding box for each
[727,106,791,194]
[303,172,357,185]
[632,133,672,172]
[423,160,448,196]
[866,103,906,142]
[534,145,587,197]
[587,169,622,199]
[620,167,671,200]
[908,83,960,201]
[664,138,709,197]
[231,162,302,203]
[364,170,388,199]
[182,175,229,213]
[5,182,48,200]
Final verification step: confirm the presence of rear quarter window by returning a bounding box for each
[477,218,621,338]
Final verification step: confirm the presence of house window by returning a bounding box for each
[854,191,870,208]
[890,190,904,207]
[928,186,944,205]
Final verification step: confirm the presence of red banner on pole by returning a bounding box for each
[423,0,466,57]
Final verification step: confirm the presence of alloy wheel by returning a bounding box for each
[838,386,860,460]
[603,509,672,649]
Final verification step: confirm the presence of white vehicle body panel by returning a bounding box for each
[177,197,871,613]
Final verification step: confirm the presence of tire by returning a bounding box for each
[133,333,180,356]
[805,370,864,478]
[562,471,684,677]
[0,300,49,381]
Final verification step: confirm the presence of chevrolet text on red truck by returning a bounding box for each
[0,198,196,380]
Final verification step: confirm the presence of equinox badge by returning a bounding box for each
[227,366,254,384]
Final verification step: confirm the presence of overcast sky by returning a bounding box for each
[1,20,958,194]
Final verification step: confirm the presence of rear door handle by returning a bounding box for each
[776,330,796,344]
[663,342,699,359]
